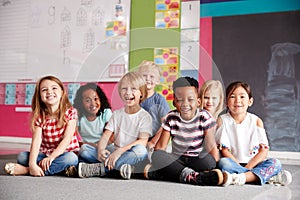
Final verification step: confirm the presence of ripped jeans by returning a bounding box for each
[218,157,282,185]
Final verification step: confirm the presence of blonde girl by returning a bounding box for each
[199,80,224,119]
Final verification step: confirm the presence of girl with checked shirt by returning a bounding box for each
[5,75,80,176]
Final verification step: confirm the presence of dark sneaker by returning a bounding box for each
[268,170,292,186]
[65,165,77,177]
[78,162,105,178]
[120,164,134,180]
[186,169,223,186]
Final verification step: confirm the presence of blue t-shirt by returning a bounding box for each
[141,92,170,135]
[78,108,112,143]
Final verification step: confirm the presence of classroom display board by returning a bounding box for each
[0,0,131,83]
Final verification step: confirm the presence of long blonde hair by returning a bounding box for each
[30,75,72,130]
[199,80,224,118]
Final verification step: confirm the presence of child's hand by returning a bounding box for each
[105,148,125,170]
[29,164,45,176]
[98,149,110,162]
[39,156,54,172]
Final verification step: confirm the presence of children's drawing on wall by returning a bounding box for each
[114,0,125,21]
[48,6,56,25]
[60,26,72,48]
[154,47,178,107]
[77,8,87,26]
[92,7,104,25]
[105,0,128,50]
[83,29,95,53]
[61,7,71,22]
[81,0,93,8]
[263,42,300,151]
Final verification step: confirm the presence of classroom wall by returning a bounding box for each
[0,82,121,138]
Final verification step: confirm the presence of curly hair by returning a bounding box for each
[73,83,111,119]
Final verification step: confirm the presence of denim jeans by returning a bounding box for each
[78,144,115,163]
[218,157,282,184]
[17,151,78,176]
[79,143,148,172]
[113,144,148,170]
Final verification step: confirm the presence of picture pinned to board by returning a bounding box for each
[155,0,180,29]
[154,47,178,106]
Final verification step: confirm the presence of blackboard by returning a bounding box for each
[0,0,131,83]
[212,11,300,151]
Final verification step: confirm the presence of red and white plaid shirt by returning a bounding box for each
[35,107,80,156]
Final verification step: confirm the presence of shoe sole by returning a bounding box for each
[143,164,152,180]
[281,170,293,186]
[212,169,224,185]
[120,164,132,180]
[78,163,85,178]
[222,171,232,187]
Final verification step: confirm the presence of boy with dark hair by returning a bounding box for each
[144,76,224,186]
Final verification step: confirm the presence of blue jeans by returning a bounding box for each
[78,144,115,163]
[113,144,148,170]
[218,157,282,185]
[79,144,148,172]
[17,151,78,176]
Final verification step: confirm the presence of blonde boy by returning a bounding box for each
[138,60,170,149]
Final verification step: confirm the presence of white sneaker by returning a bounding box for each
[223,172,246,186]
[78,162,105,178]
[120,164,134,180]
[268,170,292,186]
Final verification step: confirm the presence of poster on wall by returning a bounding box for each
[154,47,179,106]
[155,0,180,29]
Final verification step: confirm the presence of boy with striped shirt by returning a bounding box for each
[144,77,224,186]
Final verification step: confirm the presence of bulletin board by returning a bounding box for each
[0,0,131,83]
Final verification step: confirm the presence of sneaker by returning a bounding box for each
[222,172,246,186]
[65,165,77,177]
[78,162,105,178]
[120,164,134,180]
[186,169,224,186]
[268,170,292,186]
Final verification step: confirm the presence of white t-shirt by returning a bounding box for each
[216,112,269,163]
[105,107,152,149]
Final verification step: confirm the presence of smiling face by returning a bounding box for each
[119,79,142,109]
[203,89,221,116]
[39,79,63,112]
[82,88,101,120]
[140,69,160,92]
[173,86,200,121]
[227,86,253,117]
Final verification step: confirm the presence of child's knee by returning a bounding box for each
[132,144,147,157]
[64,152,79,165]
[17,152,30,166]
[217,157,231,170]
